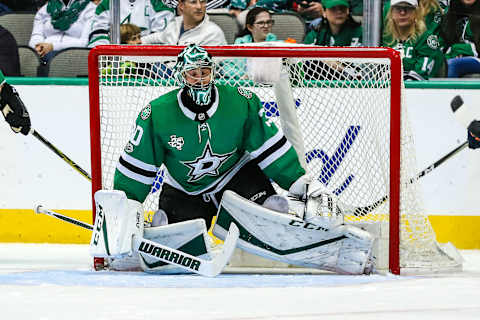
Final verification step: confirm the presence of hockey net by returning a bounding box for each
[88,45,462,274]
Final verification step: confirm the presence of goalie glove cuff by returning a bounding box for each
[1,83,31,135]
[288,174,310,198]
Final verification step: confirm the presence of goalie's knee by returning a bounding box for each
[151,209,168,227]
[262,195,289,213]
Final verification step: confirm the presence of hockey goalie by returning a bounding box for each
[89,44,375,276]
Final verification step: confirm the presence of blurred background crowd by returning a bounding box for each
[0,0,479,80]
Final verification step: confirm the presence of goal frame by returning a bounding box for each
[88,45,403,274]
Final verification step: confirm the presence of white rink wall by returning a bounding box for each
[0,86,91,210]
[0,85,479,215]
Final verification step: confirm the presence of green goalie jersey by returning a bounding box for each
[113,84,306,202]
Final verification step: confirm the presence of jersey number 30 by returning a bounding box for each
[130,125,144,146]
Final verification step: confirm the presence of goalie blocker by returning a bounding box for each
[213,190,376,275]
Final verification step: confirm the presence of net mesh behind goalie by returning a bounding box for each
[89,45,462,274]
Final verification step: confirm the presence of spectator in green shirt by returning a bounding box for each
[441,0,480,77]
[302,0,362,80]
[383,0,445,80]
[304,0,362,46]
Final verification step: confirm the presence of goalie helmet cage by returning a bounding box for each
[88,45,462,275]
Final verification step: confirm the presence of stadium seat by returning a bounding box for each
[47,48,90,77]
[0,12,35,46]
[271,12,306,43]
[18,45,41,77]
[208,13,239,45]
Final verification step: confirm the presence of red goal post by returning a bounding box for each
[88,45,460,275]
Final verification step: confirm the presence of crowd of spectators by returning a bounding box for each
[0,0,480,79]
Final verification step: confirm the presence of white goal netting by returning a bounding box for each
[89,45,462,274]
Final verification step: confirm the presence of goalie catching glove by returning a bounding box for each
[288,175,344,229]
[0,79,31,135]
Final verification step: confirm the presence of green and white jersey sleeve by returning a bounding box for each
[88,0,174,47]
[113,84,305,202]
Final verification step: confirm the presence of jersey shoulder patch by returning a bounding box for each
[140,104,152,120]
[426,34,440,50]
[237,87,253,99]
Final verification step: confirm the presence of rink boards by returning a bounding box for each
[0,82,480,248]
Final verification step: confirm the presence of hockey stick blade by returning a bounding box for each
[34,205,239,277]
[134,222,239,277]
[352,141,468,216]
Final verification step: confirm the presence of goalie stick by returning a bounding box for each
[35,204,93,230]
[34,205,239,277]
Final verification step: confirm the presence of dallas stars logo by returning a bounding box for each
[181,141,235,182]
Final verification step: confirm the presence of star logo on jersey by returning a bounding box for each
[181,141,235,182]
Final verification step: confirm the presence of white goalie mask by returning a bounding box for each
[175,44,215,106]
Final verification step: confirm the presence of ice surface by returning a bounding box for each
[0,244,479,319]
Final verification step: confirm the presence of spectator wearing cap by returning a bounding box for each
[382,0,445,80]
[302,0,362,81]
[304,0,362,46]
[383,0,447,34]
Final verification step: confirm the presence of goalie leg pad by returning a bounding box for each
[214,191,375,275]
[138,219,212,274]
[89,190,144,258]
[335,225,375,275]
